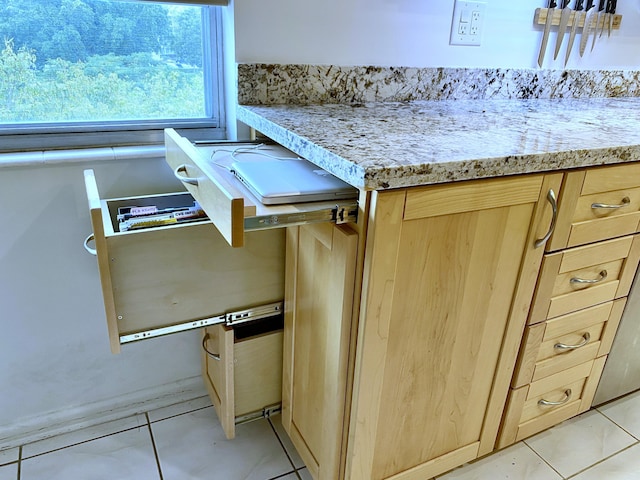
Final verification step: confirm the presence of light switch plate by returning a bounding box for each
[450,1,486,46]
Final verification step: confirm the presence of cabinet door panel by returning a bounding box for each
[282,223,358,480]
[348,174,556,480]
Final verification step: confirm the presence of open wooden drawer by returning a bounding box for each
[164,129,358,248]
[83,169,285,353]
[202,313,284,439]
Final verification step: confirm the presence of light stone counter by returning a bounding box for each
[237,97,640,190]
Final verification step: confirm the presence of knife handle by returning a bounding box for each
[597,0,605,10]
[549,0,558,9]
[585,0,594,10]
[611,0,617,13]
[576,0,585,10]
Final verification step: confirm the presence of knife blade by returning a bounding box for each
[592,0,606,50]
[554,0,573,60]
[607,0,617,37]
[579,0,596,56]
[538,0,558,67]
[564,0,585,66]
[601,0,613,37]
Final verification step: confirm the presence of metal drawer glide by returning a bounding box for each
[119,301,283,345]
[244,202,358,231]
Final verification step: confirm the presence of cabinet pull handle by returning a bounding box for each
[570,270,608,285]
[174,164,199,186]
[554,332,591,351]
[591,197,631,209]
[538,389,572,407]
[84,233,97,256]
[535,189,558,248]
[201,333,221,360]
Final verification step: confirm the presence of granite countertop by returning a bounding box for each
[236,97,640,191]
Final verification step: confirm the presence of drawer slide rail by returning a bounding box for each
[244,202,358,231]
[119,301,283,345]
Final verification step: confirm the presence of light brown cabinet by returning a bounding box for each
[498,163,640,448]
[282,173,562,479]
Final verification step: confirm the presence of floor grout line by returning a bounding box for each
[563,441,640,479]
[521,440,565,479]
[17,446,22,480]
[145,413,164,480]
[268,417,299,473]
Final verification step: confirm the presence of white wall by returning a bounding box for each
[234,0,640,70]
[0,157,204,448]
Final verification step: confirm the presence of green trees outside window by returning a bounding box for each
[0,0,207,123]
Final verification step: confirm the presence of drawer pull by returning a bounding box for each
[174,164,199,186]
[570,270,608,285]
[84,233,97,256]
[554,332,591,352]
[538,389,572,407]
[591,197,631,210]
[202,333,221,360]
[535,189,558,248]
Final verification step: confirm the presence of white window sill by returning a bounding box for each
[0,145,166,169]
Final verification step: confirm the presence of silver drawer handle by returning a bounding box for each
[538,389,572,407]
[84,233,97,256]
[174,164,199,186]
[535,189,558,248]
[570,270,608,285]
[555,332,591,352]
[591,196,630,209]
[202,333,220,360]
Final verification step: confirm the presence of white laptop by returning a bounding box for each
[231,157,358,205]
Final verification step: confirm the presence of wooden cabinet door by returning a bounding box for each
[346,174,562,480]
[281,223,358,480]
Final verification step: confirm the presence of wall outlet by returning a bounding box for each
[450,1,486,46]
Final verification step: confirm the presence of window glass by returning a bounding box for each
[0,0,222,147]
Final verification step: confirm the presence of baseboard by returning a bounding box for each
[0,376,207,451]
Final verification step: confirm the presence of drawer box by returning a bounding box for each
[513,299,626,387]
[84,169,285,353]
[529,235,640,324]
[202,316,284,439]
[165,129,358,248]
[499,357,606,447]
[550,164,640,250]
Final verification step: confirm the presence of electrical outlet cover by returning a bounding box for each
[450,0,486,46]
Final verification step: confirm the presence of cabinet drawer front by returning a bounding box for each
[514,303,614,387]
[562,164,640,248]
[530,236,640,322]
[165,129,358,248]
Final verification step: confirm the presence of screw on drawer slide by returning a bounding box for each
[118,301,283,345]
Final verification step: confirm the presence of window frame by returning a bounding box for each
[0,3,227,153]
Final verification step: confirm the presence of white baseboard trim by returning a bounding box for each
[0,376,206,451]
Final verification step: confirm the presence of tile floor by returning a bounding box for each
[1,389,640,480]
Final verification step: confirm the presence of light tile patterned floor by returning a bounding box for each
[1,389,639,479]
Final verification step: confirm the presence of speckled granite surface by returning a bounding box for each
[238,65,640,105]
[237,97,640,190]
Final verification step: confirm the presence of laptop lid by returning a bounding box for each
[231,158,358,205]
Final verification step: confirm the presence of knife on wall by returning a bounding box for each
[538,0,558,67]
[579,0,598,56]
[564,0,585,66]
[592,0,606,50]
[553,0,573,60]
[607,0,617,36]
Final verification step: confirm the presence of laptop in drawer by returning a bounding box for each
[231,158,358,205]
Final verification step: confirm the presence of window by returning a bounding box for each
[0,0,225,152]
